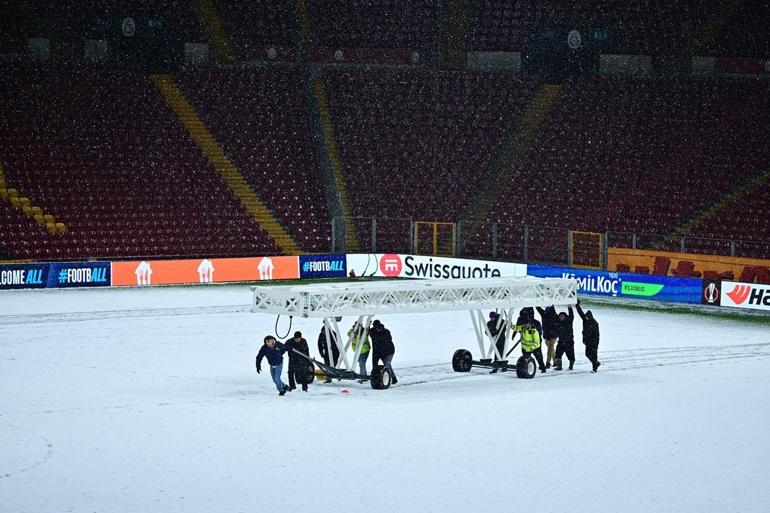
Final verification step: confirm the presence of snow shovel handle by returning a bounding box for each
[505,339,521,358]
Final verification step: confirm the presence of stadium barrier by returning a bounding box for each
[527,264,703,304]
[345,253,527,280]
[0,261,110,290]
[702,280,770,312]
[3,253,766,314]
[110,256,299,286]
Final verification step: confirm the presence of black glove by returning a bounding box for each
[256,366,261,374]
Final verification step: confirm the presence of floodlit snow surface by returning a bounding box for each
[1,285,769,513]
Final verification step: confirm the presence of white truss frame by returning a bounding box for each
[251,278,577,374]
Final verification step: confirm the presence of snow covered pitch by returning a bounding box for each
[1,285,769,513]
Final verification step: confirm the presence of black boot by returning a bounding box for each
[554,359,562,371]
[568,361,574,371]
[592,361,601,373]
[279,389,286,396]
[283,385,291,393]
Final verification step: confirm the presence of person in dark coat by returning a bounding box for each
[256,335,291,396]
[370,319,398,385]
[514,318,547,373]
[519,307,542,340]
[553,306,575,371]
[286,331,310,391]
[536,305,559,368]
[576,300,601,372]
[317,325,341,383]
[488,311,507,373]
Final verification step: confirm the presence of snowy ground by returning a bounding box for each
[1,285,769,513]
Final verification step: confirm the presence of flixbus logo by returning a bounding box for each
[726,284,751,305]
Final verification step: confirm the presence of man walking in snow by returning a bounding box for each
[536,305,559,368]
[514,318,547,373]
[318,325,340,383]
[576,299,601,372]
[370,320,398,385]
[553,306,576,371]
[286,331,310,391]
[349,321,370,382]
[488,311,507,373]
[256,335,291,396]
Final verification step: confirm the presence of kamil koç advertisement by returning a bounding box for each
[527,265,702,304]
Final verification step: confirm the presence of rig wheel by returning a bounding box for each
[516,355,536,379]
[370,365,392,390]
[452,349,473,372]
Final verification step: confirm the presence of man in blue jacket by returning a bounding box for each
[256,335,291,396]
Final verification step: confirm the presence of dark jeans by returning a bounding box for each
[523,347,546,371]
[554,341,575,369]
[493,337,506,361]
[585,343,599,369]
[288,359,308,390]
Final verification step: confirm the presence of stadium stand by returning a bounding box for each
[177,67,330,252]
[465,0,706,55]
[322,68,538,251]
[0,63,281,260]
[483,75,769,243]
[213,0,293,61]
[306,0,441,50]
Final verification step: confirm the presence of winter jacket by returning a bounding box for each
[487,318,506,344]
[256,342,289,370]
[371,327,395,364]
[536,306,559,340]
[555,306,575,345]
[318,329,340,359]
[514,324,542,353]
[576,303,600,348]
[520,307,543,339]
[286,337,309,365]
[349,327,370,355]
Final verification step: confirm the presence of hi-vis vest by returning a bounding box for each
[516,325,541,352]
[349,329,370,354]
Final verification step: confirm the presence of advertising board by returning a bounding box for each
[345,254,527,280]
[299,254,346,279]
[0,263,49,290]
[111,256,299,286]
[528,265,702,304]
[719,281,770,312]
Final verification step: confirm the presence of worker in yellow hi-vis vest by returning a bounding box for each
[513,317,547,374]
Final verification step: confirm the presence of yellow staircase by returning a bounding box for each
[197,0,236,63]
[461,84,561,228]
[313,78,360,252]
[296,0,314,45]
[0,159,67,234]
[151,74,301,255]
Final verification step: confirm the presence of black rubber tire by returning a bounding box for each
[370,365,391,390]
[516,355,536,379]
[294,360,316,385]
[452,349,473,372]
